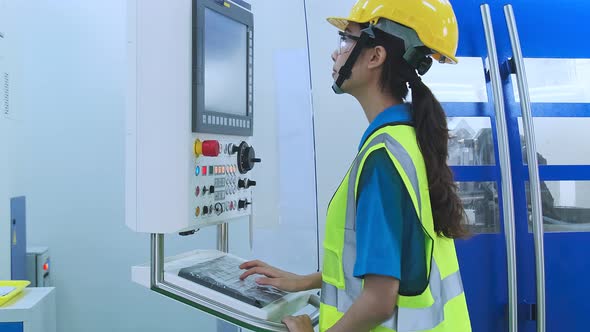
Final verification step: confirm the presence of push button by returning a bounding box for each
[194,139,220,157]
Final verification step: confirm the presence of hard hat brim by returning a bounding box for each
[326,17,357,31]
[433,53,458,65]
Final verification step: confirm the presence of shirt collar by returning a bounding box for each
[359,103,412,151]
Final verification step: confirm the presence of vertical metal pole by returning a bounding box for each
[217,223,229,253]
[216,223,237,331]
[480,5,518,331]
[150,233,164,287]
[504,5,546,332]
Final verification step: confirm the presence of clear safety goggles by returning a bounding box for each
[337,31,361,55]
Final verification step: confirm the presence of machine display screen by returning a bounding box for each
[204,8,248,116]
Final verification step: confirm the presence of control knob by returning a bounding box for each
[232,142,261,174]
[214,203,223,215]
[238,179,257,189]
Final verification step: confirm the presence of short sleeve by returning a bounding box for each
[353,148,428,295]
[353,149,404,279]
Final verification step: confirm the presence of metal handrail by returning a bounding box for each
[480,5,518,331]
[150,234,320,332]
[504,5,546,332]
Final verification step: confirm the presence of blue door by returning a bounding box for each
[444,0,590,331]
[431,1,512,331]
[494,1,590,331]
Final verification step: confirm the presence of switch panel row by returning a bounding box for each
[190,137,260,227]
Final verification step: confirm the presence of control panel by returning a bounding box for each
[125,0,258,234]
[190,135,260,227]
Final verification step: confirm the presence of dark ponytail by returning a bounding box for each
[372,28,468,239]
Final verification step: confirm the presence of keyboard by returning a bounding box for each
[178,255,288,308]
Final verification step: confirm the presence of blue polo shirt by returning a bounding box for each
[353,103,428,296]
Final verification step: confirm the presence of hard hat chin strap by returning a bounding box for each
[332,26,375,95]
[331,22,435,94]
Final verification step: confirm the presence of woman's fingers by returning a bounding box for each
[255,277,281,288]
[282,316,295,327]
[239,266,279,280]
[282,315,312,332]
[239,259,268,270]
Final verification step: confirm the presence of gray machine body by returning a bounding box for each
[26,247,51,287]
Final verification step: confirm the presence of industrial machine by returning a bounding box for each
[125,0,319,330]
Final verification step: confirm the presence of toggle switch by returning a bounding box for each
[238,179,257,189]
[238,199,251,210]
[203,206,209,215]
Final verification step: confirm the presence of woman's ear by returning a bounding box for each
[367,45,387,69]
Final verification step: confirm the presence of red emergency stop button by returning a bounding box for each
[194,139,220,157]
[43,263,49,271]
[202,140,220,157]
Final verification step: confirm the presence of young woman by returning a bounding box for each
[240,1,471,331]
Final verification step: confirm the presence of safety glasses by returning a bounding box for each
[337,31,361,55]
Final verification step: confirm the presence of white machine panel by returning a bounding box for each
[0,288,56,332]
[0,0,9,280]
[0,0,27,280]
[125,0,194,234]
[125,0,257,234]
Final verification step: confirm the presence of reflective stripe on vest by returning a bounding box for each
[321,260,465,331]
[320,133,465,331]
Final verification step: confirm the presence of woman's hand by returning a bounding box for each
[239,260,310,292]
[282,315,314,332]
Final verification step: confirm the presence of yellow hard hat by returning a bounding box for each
[327,0,459,64]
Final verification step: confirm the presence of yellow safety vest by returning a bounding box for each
[320,125,471,331]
